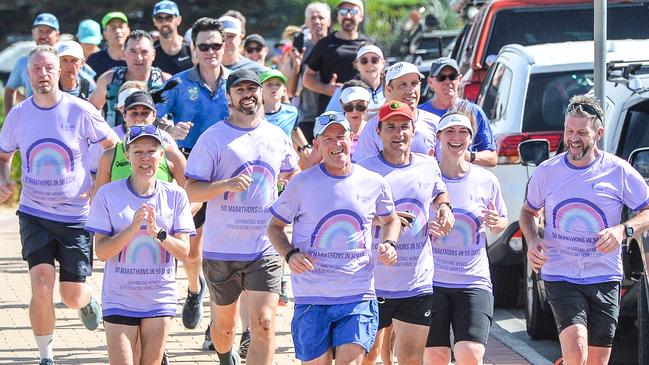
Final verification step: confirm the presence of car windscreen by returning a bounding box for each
[618,100,649,160]
[485,3,649,64]
[522,71,594,132]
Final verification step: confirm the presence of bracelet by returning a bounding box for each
[439,202,452,211]
[383,240,397,248]
[469,151,476,162]
[285,247,300,263]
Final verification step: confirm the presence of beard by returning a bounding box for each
[341,19,357,32]
[568,140,594,161]
[235,97,260,115]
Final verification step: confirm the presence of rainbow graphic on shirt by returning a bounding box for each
[118,230,171,264]
[223,160,276,203]
[311,209,366,250]
[439,209,481,247]
[26,138,75,175]
[552,198,608,235]
[395,198,427,239]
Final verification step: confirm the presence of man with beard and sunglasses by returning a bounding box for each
[152,1,193,75]
[420,57,497,167]
[185,69,299,365]
[303,0,372,117]
[520,94,649,365]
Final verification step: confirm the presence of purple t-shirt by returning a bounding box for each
[353,109,440,162]
[432,164,506,292]
[0,93,114,223]
[526,152,649,284]
[86,179,195,318]
[270,163,395,305]
[185,120,299,261]
[358,153,446,298]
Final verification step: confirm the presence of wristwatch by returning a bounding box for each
[383,240,397,248]
[297,144,312,153]
[155,228,168,243]
[469,151,476,163]
[623,224,634,238]
[439,202,453,211]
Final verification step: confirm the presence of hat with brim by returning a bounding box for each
[57,41,84,60]
[102,11,128,30]
[218,16,242,35]
[356,45,383,60]
[77,19,102,45]
[438,113,473,134]
[314,111,352,138]
[340,86,370,104]
[153,0,180,16]
[124,91,156,111]
[259,69,287,85]
[244,34,267,48]
[338,0,364,12]
[430,57,460,77]
[379,100,413,121]
[385,62,423,85]
[125,125,163,147]
[33,13,59,31]
[227,69,261,90]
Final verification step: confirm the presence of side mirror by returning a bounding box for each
[629,147,649,181]
[519,139,550,167]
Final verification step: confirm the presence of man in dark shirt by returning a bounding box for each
[86,12,130,80]
[152,0,193,75]
[303,0,371,115]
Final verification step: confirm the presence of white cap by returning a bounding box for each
[314,111,352,138]
[218,16,242,35]
[438,113,473,134]
[340,86,370,104]
[356,45,383,60]
[117,88,143,109]
[56,40,84,60]
[385,62,423,85]
[338,0,364,12]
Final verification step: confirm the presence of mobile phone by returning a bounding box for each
[293,31,305,53]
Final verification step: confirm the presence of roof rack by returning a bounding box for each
[607,60,649,92]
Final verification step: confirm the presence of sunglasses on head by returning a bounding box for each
[154,14,174,22]
[435,73,459,82]
[359,57,380,65]
[342,103,368,113]
[246,46,262,53]
[568,102,602,120]
[339,8,359,17]
[316,112,346,125]
[196,43,223,52]
[126,125,159,143]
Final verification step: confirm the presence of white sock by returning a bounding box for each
[35,334,54,360]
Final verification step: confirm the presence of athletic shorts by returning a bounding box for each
[292,300,378,361]
[103,314,173,326]
[545,280,620,347]
[18,212,92,282]
[378,294,434,329]
[426,287,493,347]
[203,255,282,306]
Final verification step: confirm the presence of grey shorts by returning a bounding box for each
[545,280,620,347]
[203,255,283,306]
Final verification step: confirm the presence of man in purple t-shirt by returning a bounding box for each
[268,111,402,364]
[0,45,118,365]
[520,94,649,365]
[185,69,299,365]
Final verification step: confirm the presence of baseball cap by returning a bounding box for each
[438,113,474,134]
[385,62,424,85]
[102,11,128,30]
[117,88,143,109]
[77,19,102,45]
[379,100,414,121]
[259,69,287,85]
[124,91,156,111]
[153,0,180,16]
[57,41,84,60]
[429,57,460,77]
[218,16,242,35]
[314,111,352,138]
[226,69,262,90]
[244,34,267,48]
[33,13,59,31]
[338,0,364,12]
[356,45,383,60]
[340,86,370,104]
[125,125,163,147]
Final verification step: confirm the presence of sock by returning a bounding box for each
[35,334,54,360]
[216,351,234,365]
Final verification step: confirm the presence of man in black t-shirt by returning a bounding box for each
[152,0,193,75]
[86,12,129,80]
[303,0,371,115]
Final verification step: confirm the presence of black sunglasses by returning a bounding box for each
[568,103,602,120]
[246,46,262,53]
[154,14,174,22]
[359,57,380,65]
[435,73,459,82]
[342,103,368,113]
[196,43,223,52]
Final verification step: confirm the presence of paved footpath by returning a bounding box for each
[0,213,531,364]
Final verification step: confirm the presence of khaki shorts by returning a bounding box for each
[203,255,283,306]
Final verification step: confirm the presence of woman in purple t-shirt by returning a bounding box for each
[424,112,508,365]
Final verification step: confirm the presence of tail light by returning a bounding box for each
[496,131,562,164]
[463,81,482,102]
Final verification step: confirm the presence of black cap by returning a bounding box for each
[244,34,267,48]
[226,69,261,91]
[124,91,155,111]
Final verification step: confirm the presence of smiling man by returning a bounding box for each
[152,0,193,75]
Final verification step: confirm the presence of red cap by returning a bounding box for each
[379,100,413,121]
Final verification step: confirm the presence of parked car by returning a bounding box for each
[518,60,649,362]
[475,40,649,310]
[451,0,649,102]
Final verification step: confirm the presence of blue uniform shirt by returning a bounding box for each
[6,56,31,96]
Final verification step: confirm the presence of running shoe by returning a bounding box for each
[202,324,215,351]
[182,275,206,329]
[238,329,251,359]
[78,297,101,331]
[39,359,54,365]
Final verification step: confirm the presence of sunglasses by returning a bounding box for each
[339,8,359,17]
[359,57,380,65]
[154,14,174,23]
[246,46,263,53]
[196,43,223,52]
[126,125,160,144]
[342,103,368,113]
[435,73,459,82]
[568,102,602,120]
[316,112,346,125]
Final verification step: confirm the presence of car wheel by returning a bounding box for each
[639,275,649,365]
[490,264,520,308]
[522,240,558,340]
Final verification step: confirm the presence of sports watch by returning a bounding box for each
[155,228,168,243]
[623,224,634,238]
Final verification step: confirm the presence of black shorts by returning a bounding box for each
[378,294,434,330]
[545,280,620,347]
[18,212,93,282]
[426,287,493,348]
[181,148,207,229]
[103,314,173,326]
